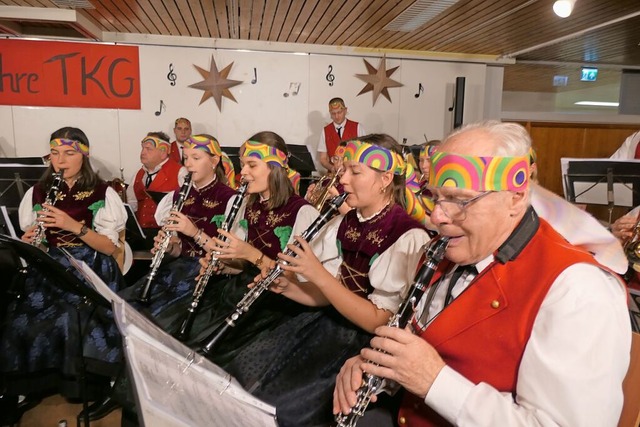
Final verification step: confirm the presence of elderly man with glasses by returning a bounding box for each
[333,121,631,427]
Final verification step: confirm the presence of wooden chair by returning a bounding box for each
[618,332,640,427]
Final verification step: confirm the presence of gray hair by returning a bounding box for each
[445,121,531,157]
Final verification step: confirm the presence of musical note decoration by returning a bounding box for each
[155,100,166,116]
[251,68,258,84]
[355,57,403,106]
[414,83,424,98]
[189,55,242,112]
[326,65,335,86]
[167,63,177,86]
[283,82,301,97]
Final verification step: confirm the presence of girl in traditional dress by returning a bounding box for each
[119,134,239,327]
[225,134,431,427]
[178,131,319,363]
[0,126,126,411]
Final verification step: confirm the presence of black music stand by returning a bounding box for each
[0,163,48,214]
[0,157,45,165]
[288,144,316,196]
[562,158,640,226]
[221,147,240,175]
[0,234,111,426]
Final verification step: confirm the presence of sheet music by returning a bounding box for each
[124,328,277,427]
[65,256,277,426]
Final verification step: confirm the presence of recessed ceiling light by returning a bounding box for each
[553,0,576,18]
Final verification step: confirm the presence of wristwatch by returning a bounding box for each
[254,252,265,268]
[76,224,89,237]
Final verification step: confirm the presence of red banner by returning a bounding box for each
[0,39,140,109]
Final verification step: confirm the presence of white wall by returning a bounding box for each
[1,39,496,180]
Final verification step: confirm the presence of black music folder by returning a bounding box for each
[146,190,169,206]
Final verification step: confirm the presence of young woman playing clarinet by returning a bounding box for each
[177,131,319,358]
[0,126,127,419]
[224,134,431,427]
[119,134,239,327]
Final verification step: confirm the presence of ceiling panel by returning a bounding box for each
[0,0,639,93]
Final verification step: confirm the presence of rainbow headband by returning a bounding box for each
[141,136,171,152]
[241,140,288,168]
[343,140,405,176]
[429,152,529,192]
[183,135,222,157]
[420,145,438,159]
[50,138,89,157]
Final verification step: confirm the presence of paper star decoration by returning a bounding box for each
[355,57,403,106]
[189,55,242,111]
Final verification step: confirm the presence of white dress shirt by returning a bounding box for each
[610,131,640,160]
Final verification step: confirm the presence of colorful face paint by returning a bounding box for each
[429,152,529,192]
[141,136,171,152]
[50,138,90,157]
[343,140,405,176]
[240,140,287,168]
[183,135,222,157]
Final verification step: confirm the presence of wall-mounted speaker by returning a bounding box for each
[619,70,640,115]
[453,76,466,129]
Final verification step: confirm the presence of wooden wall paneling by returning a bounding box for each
[268,0,292,41]
[301,0,344,45]
[291,0,322,44]
[173,0,200,37]
[333,0,392,47]
[188,0,210,38]
[248,0,266,40]
[526,122,640,222]
[238,0,253,40]
[277,0,305,42]
[129,0,168,34]
[257,0,280,40]
[213,0,230,39]
[146,0,181,36]
[318,1,372,46]
[348,0,415,47]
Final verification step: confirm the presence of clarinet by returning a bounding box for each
[175,180,249,341]
[138,173,193,304]
[199,192,349,355]
[335,236,450,427]
[32,170,64,247]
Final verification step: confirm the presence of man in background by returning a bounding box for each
[170,117,192,164]
[317,98,365,172]
[126,132,181,247]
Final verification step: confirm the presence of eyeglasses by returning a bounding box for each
[422,187,495,220]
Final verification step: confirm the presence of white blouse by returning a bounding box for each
[308,213,431,312]
[19,186,126,246]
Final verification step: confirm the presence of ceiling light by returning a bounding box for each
[574,101,619,107]
[553,0,576,18]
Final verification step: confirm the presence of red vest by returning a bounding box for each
[398,219,606,427]
[323,119,359,157]
[133,160,181,228]
[169,141,183,164]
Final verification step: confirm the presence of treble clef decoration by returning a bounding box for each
[326,65,335,86]
[167,63,177,86]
